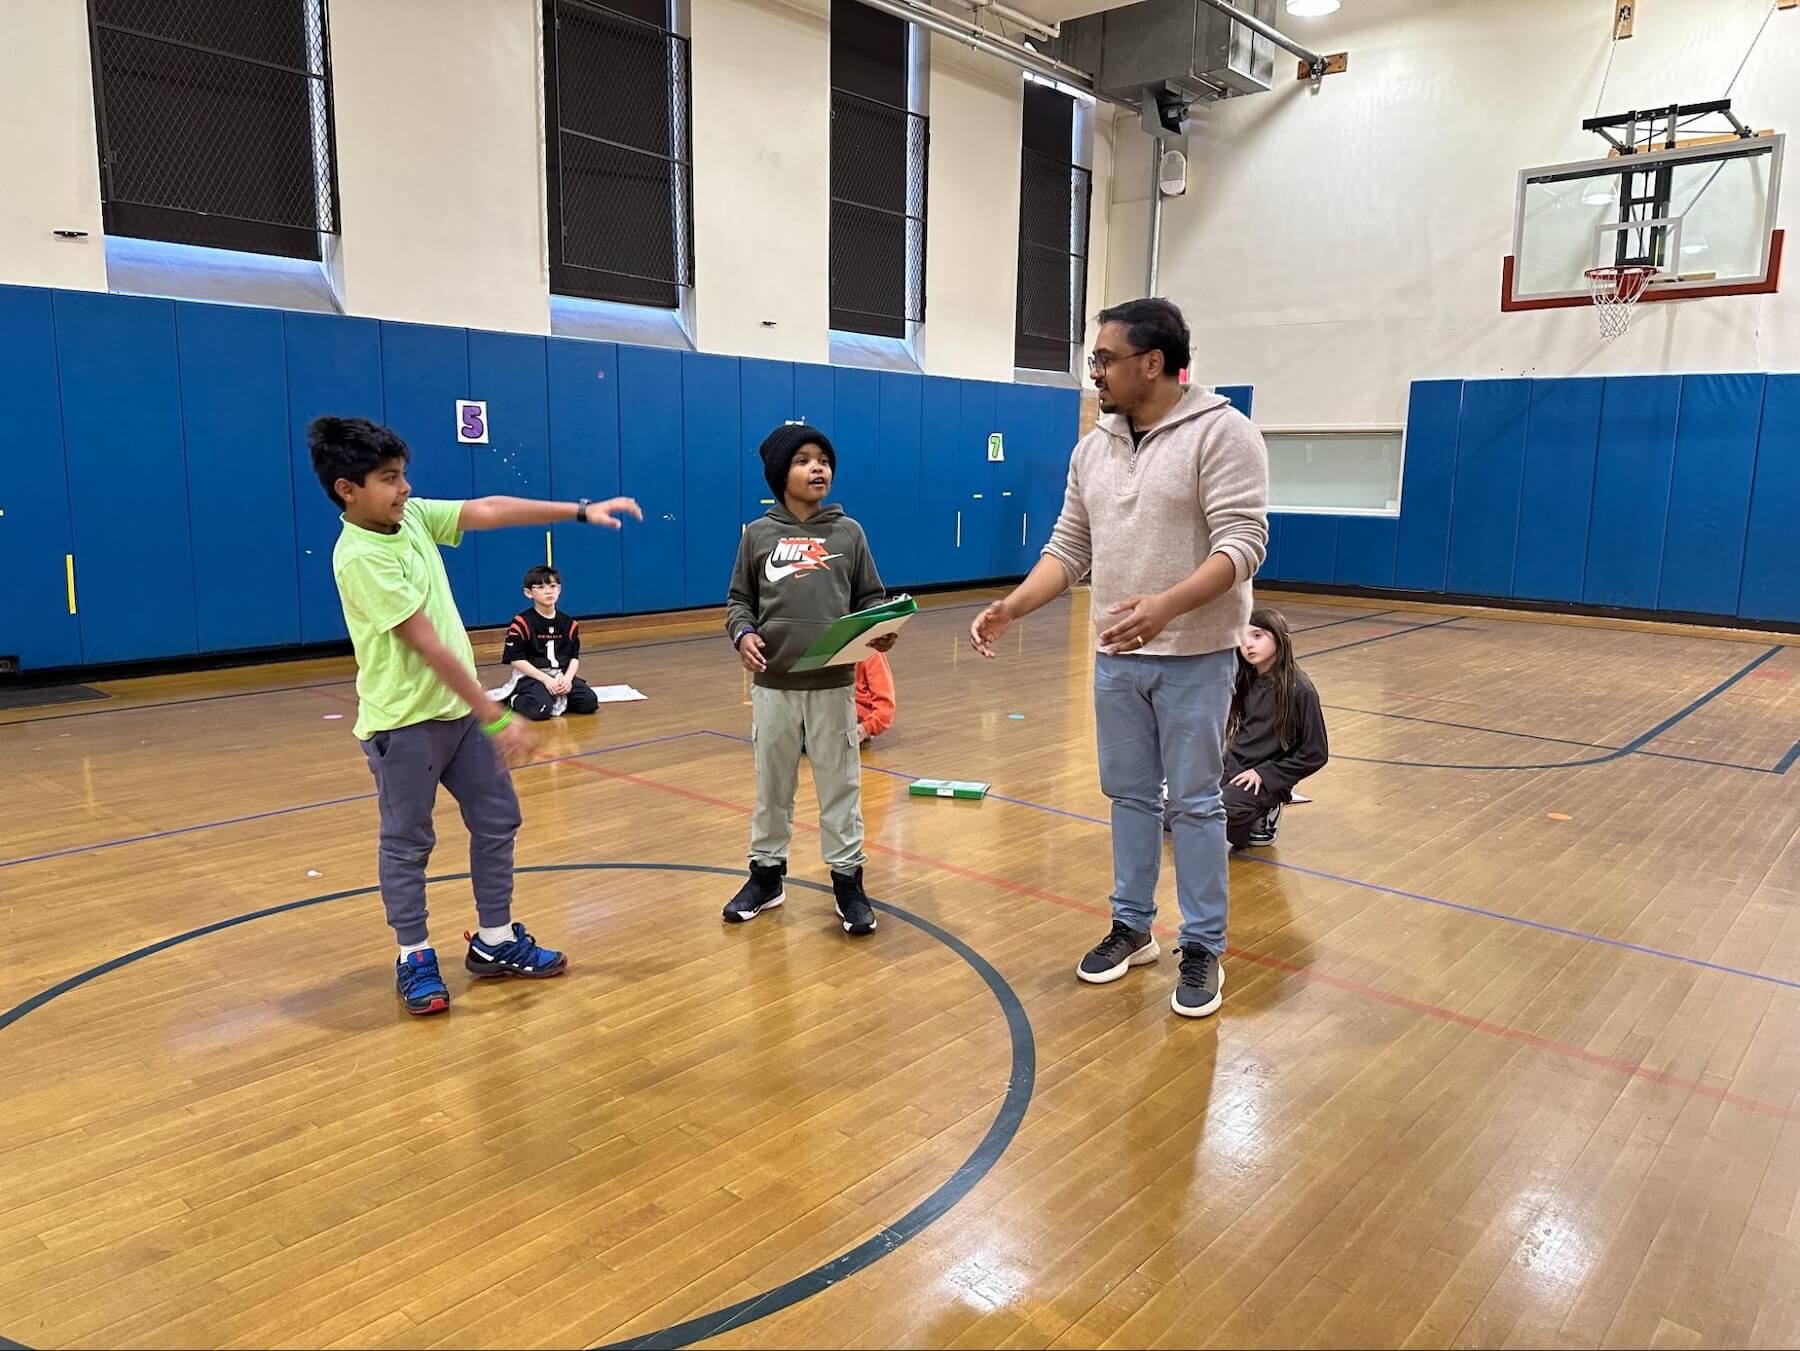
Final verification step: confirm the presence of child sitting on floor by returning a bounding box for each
[493,565,598,720]
[1220,607,1328,847]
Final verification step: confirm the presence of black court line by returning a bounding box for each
[1777,739,1800,776]
[1295,615,1462,659]
[1286,608,1399,634]
[0,863,1036,1351]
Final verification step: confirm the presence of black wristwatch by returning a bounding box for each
[575,498,590,524]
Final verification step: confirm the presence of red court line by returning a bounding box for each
[565,759,1800,1125]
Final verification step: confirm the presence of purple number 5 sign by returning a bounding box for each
[455,399,489,444]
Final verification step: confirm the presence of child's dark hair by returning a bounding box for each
[307,417,410,507]
[1228,607,1299,749]
[523,565,561,589]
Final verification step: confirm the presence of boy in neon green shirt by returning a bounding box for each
[310,416,641,1015]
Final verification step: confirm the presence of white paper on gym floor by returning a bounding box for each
[588,685,647,703]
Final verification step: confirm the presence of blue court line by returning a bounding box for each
[1778,739,1800,776]
[1334,749,1779,776]
[0,730,711,871]
[1636,749,1778,773]
[695,640,1798,989]
[1333,645,1785,772]
[1228,853,1800,993]
[1324,703,1611,752]
[696,733,1800,993]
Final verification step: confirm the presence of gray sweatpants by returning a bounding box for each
[359,714,522,945]
[750,683,865,873]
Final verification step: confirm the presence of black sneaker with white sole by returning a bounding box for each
[832,867,876,935]
[1171,945,1223,1017]
[1247,803,1282,847]
[723,862,786,923]
[1076,919,1160,984]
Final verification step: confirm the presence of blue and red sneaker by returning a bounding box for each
[464,923,568,979]
[396,948,450,1015]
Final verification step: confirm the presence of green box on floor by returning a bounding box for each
[907,779,990,800]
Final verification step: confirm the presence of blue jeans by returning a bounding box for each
[1094,650,1235,954]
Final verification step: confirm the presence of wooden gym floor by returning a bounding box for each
[2,587,1799,1350]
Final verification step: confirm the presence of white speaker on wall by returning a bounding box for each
[1158,148,1188,198]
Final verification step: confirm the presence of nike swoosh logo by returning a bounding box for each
[764,552,842,583]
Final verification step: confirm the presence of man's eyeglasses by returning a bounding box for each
[1086,348,1147,375]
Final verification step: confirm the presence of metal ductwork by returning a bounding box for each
[1049,0,1327,131]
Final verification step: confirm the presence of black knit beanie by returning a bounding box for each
[758,423,837,501]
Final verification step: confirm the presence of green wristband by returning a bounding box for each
[482,708,513,736]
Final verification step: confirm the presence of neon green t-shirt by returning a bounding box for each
[331,498,476,740]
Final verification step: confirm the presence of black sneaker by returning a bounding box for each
[723,862,786,923]
[1171,945,1224,1018]
[1247,803,1282,847]
[832,867,877,936]
[1076,920,1159,984]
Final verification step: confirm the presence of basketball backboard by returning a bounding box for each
[1502,134,1784,312]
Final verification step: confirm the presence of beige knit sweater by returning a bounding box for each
[1043,386,1270,657]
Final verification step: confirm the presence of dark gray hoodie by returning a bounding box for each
[724,503,886,690]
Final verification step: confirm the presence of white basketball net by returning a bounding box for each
[1585,265,1663,341]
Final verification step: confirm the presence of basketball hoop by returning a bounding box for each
[1584,264,1664,340]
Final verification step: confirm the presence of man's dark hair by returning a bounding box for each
[1094,297,1191,378]
[523,565,561,589]
[307,417,411,507]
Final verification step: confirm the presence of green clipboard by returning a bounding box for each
[907,779,991,800]
[790,594,919,671]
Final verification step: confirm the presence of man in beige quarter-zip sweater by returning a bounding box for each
[970,298,1269,1021]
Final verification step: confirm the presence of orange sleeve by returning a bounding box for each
[855,652,895,737]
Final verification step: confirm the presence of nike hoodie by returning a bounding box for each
[725,503,886,690]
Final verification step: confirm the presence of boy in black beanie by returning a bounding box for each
[721,423,896,934]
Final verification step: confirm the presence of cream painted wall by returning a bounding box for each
[689,0,831,361]
[1103,0,1800,425]
[328,0,549,333]
[0,0,106,292]
[0,0,1121,381]
[920,34,1024,380]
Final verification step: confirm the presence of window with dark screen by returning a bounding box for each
[830,0,927,338]
[545,0,693,309]
[88,0,339,261]
[1015,81,1091,373]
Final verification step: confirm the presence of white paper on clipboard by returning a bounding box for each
[814,614,911,667]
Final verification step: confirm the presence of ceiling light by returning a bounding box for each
[1286,0,1341,16]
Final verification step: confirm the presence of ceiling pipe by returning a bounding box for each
[854,0,1097,94]
[970,0,1060,42]
[1147,134,1165,296]
[1194,0,1330,79]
